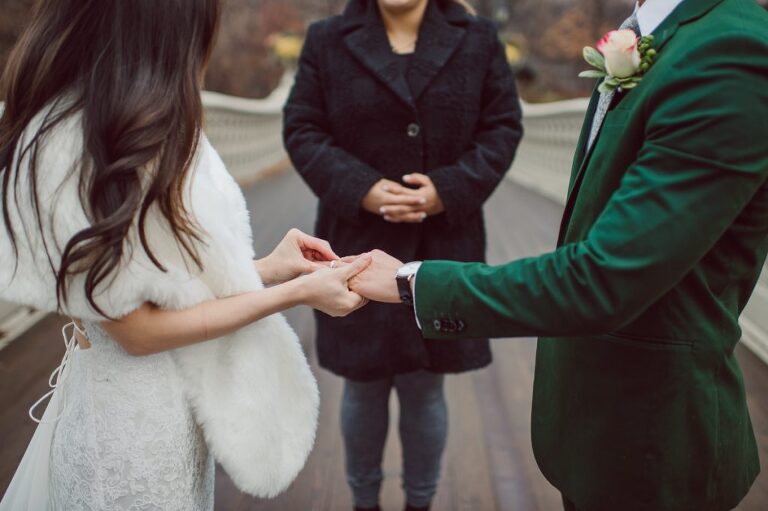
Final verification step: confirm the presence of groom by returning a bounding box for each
[347,0,768,509]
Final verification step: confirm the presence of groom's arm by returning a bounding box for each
[411,34,768,340]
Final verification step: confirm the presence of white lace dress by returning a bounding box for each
[48,322,215,510]
[1,110,319,508]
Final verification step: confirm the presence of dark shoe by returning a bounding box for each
[404,505,430,511]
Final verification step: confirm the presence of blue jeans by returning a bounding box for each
[341,371,448,509]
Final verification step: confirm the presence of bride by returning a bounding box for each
[0,0,371,509]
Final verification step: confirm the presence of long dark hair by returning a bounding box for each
[0,0,221,317]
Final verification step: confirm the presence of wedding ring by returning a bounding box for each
[330,260,337,269]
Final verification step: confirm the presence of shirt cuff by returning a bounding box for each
[411,271,421,330]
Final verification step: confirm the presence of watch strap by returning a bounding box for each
[397,273,415,306]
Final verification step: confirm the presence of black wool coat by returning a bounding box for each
[283,0,523,381]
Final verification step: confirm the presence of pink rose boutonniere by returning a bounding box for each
[580,30,657,94]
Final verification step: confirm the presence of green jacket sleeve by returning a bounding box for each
[415,33,768,339]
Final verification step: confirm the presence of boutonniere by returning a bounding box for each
[579,30,657,94]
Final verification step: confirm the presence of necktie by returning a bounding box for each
[586,12,641,150]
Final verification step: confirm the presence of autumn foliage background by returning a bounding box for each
[2,0,767,102]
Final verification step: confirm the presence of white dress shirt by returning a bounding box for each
[636,0,686,35]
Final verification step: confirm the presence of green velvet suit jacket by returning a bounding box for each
[414,0,768,509]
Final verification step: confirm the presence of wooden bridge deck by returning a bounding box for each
[1,172,766,510]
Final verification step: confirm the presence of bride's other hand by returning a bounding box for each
[296,254,373,317]
[255,228,339,284]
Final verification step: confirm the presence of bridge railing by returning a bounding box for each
[2,90,767,365]
[201,72,291,183]
[507,100,768,364]
[507,99,589,205]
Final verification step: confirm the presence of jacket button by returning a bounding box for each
[407,123,420,137]
[433,320,442,332]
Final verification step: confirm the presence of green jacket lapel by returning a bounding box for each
[556,0,726,247]
[569,84,601,193]
[651,0,725,53]
[556,85,600,246]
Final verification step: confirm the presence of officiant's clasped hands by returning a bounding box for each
[361,174,445,224]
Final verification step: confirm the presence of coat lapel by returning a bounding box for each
[341,0,469,108]
[407,0,468,102]
[342,1,413,109]
[556,0,726,246]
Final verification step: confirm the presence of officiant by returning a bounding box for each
[283,0,522,509]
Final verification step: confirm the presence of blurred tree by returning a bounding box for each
[268,33,304,66]
[0,0,303,99]
[293,0,347,18]
[1,0,766,101]
[499,0,639,101]
[475,0,495,17]
[0,0,35,90]
[205,0,305,98]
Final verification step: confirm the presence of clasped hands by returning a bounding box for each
[362,174,444,223]
[253,175,443,317]
[256,229,405,318]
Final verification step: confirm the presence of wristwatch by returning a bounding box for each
[395,261,422,306]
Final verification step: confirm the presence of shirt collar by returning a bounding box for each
[635,0,686,35]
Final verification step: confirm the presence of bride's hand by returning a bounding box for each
[256,228,339,284]
[295,254,372,317]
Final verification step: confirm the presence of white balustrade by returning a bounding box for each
[202,72,292,182]
[508,99,590,204]
[1,87,767,364]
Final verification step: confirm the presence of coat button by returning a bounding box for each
[407,123,420,137]
[433,320,442,332]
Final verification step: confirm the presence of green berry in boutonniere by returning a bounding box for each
[579,30,657,94]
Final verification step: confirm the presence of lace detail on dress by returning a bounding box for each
[48,322,214,511]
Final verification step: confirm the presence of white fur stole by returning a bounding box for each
[0,105,319,497]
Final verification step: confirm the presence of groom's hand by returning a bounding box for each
[347,250,404,303]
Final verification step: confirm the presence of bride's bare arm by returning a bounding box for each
[102,255,371,356]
